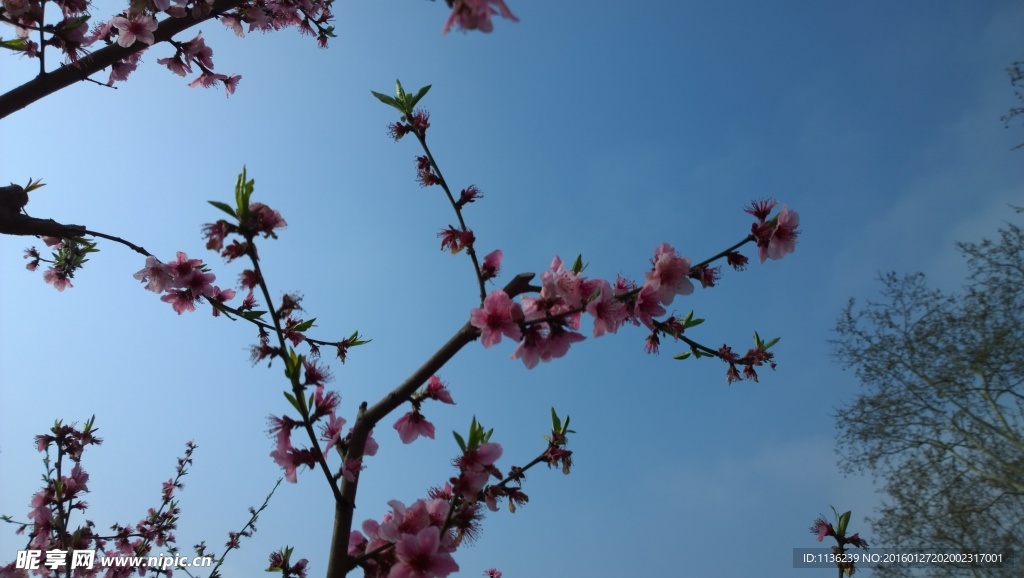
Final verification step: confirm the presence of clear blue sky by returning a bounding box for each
[2,1,1022,576]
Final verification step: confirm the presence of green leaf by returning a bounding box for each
[453,431,467,452]
[395,79,407,104]
[24,178,46,193]
[208,200,237,218]
[683,311,704,328]
[673,351,692,360]
[241,310,267,320]
[292,318,316,332]
[408,84,432,109]
[0,37,29,52]
[571,254,586,274]
[764,336,781,349]
[283,392,301,412]
[550,407,562,432]
[234,167,253,222]
[346,330,371,346]
[836,510,851,537]
[371,90,401,110]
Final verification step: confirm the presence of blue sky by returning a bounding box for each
[2,1,1022,576]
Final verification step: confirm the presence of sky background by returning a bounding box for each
[2,1,1023,576]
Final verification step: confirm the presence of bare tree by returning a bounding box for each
[1002,59,1024,149]
[832,218,1024,577]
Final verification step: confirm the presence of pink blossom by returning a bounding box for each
[223,74,242,96]
[810,517,834,542]
[483,570,502,578]
[542,324,585,361]
[221,14,245,37]
[632,285,666,330]
[247,202,287,236]
[182,32,214,68]
[42,268,72,291]
[160,289,197,314]
[268,415,296,454]
[726,251,749,270]
[480,249,502,281]
[585,279,628,337]
[394,411,436,444]
[209,286,235,315]
[157,54,190,76]
[107,52,142,85]
[511,324,544,369]
[390,527,459,578]
[442,0,518,35]
[644,243,693,305]
[458,185,483,206]
[379,500,430,543]
[544,255,585,310]
[744,198,777,221]
[463,442,502,470]
[3,0,31,18]
[762,205,800,262]
[644,332,660,354]
[270,447,316,483]
[321,413,346,452]
[111,14,157,47]
[189,72,221,88]
[469,290,524,347]
[424,376,455,404]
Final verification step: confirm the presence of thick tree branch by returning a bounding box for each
[0,0,246,120]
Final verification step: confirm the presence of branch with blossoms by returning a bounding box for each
[377,80,800,384]
[343,412,571,578]
[0,0,521,120]
[0,418,277,577]
[810,508,869,577]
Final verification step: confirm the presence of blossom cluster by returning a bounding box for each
[266,357,382,483]
[1,419,196,577]
[440,0,518,34]
[466,227,780,378]
[1,0,333,93]
[393,376,456,444]
[23,236,97,292]
[348,410,569,577]
[348,497,460,578]
[3,0,522,110]
[133,252,236,315]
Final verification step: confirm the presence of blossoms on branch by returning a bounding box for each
[747,199,800,263]
[441,0,519,34]
[133,251,233,315]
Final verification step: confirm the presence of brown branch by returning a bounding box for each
[0,212,87,238]
[0,0,247,120]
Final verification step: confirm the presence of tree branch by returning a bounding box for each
[0,0,246,120]
[324,272,535,578]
